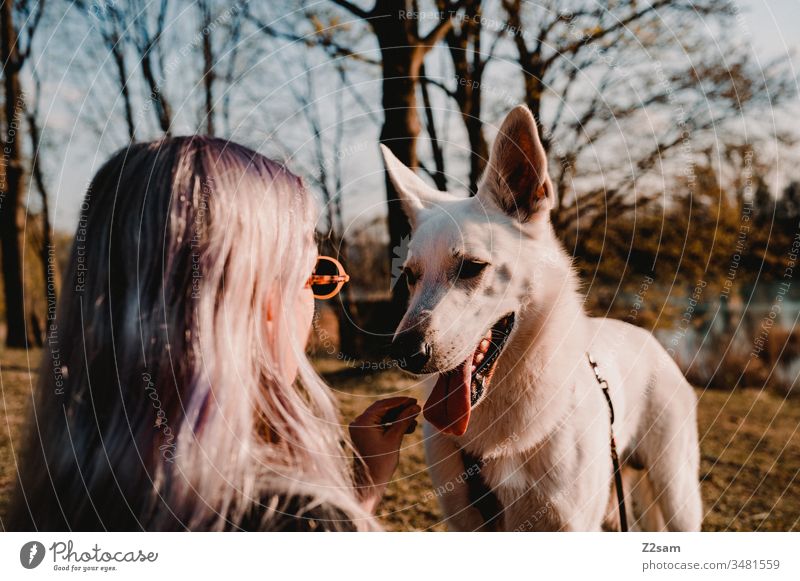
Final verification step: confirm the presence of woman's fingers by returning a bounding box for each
[368,396,416,412]
[386,403,421,438]
[349,398,420,505]
[353,397,417,426]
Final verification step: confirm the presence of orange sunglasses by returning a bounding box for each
[306,255,350,300]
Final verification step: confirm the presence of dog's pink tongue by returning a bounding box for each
[424,360,471,436]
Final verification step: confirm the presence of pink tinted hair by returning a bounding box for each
[9,136,375,531]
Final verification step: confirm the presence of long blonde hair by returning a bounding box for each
[9,136,375,531]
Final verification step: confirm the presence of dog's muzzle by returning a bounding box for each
[391,329,432,373]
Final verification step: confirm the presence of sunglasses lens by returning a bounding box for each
[311,258,341,298]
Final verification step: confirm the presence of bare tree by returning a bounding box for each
[498,0,795,231]
[266,28,366,355]
[25,68,56,339]
[219,3,246,135]
[73,0,137,140]
[418,60,447,190]
[129,0,172,134]
[1,0,44,347]
[70,0,251,143]
[196,1,249,136]
[329,0,466,329]
[426,0,499,194]
[250,0,467,329]
[71,0,173,136]
[197,0,216,135]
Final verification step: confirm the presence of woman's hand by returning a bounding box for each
[349,397,420,513]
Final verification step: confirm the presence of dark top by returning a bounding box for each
[234,494,357,532]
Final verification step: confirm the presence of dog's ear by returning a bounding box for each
[480,105,553,222]
[380,144,453,228]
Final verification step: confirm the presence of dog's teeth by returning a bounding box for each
[471,364,477,374]
[474,352,485,364]
[479,338,490,352]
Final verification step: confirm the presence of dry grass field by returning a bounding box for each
[2,349,798,531]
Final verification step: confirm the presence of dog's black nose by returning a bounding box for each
[391,330,431,373]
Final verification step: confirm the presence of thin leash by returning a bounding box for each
[587,352,628,532]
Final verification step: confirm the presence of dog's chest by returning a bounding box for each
[480,434,575,491]
[477,452,566,530]
[474,426,609,530]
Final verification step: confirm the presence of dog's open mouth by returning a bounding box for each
[424,313,515,436]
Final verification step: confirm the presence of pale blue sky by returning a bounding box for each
[31,0,800,233]
[744,0,800,57]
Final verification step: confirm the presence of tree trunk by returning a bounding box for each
[140,50,172,134]
[1,0,29,348]
[523,71,544,131]
[329,0,457,340]
[375,18,424,336]
[419,64,447,191]
[336,288,360,358]
[330,179,360,356]
[110,35,136,141]
[444,0,487,194]
[466,114,487,193]
[28,111,57,332]
[200,0,215,136]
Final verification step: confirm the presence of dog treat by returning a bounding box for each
[380,402,416,434]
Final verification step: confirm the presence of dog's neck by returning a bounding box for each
[461,241,588,457]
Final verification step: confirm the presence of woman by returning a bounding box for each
[9,136,419,531]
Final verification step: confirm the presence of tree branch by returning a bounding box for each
[248,13,381,65]
[16,0,45,64]
[501,0,529,64]
[330,0,373,20]
[420,0,465,48]
[544,0,672,70]
[420,75,456,99]
[419,62,447,190]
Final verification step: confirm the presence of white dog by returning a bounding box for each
[381,106,702,531]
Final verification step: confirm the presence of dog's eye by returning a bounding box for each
[404,267,418,287]
[458,259,488,280]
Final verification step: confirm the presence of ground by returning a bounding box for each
[1,350,798,531]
